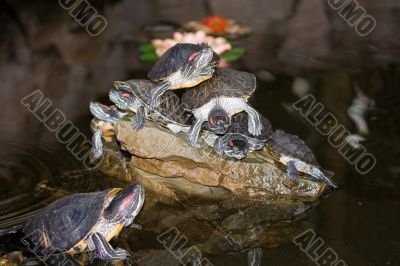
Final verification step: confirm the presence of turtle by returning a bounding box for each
[264,129,337,188]
[147,43,220,108]
[203,112,274,160]
[109,79,193,133]
[21,183,145,261]
[181,68,263,147]
[89,102,127,159]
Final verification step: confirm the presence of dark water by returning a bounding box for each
[0,67,399,265]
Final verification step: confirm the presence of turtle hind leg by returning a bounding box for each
[286,160,300,180]
[132,105,145,130]
[92,127,104,159]
[244,105,263,136]
[148,81,171,109]
[90,232,129,262]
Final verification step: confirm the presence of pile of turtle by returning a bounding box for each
[90,43,336,188]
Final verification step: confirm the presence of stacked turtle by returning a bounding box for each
[89,43,336,188]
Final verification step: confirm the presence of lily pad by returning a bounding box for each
[221,48,246,62]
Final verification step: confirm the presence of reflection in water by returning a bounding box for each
[248,248,263,266]
[0,68,400,265]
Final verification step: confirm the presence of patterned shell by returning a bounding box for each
[148,43,219,81]
[22,190,109,253]
[125,79,190,125]
[227,112,274,141]
[181,68,257,110]
[267,130,319,166]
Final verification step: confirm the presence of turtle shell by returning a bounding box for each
[125,79,190,125]
[228,112,273,141]
[148,43,220,81]
[181,68,257,110]
[267,130,319,166]
[22,190,111,254]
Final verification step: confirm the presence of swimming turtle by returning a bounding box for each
[21,183,145,261]
[147,43,220,108]
[203,112,273,159]
[181,68,263,147]
[109,79,192,132]
[89,102,127,159]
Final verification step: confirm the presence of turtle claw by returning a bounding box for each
[132,118,144,130]
[92,128,103,159]
[130,223,142,230]
[114,248,130,260]
[187,119,204,148]
[286,160,300,181]
[244,105,263,136]
[91,232,130,261]
[187,134,200,148]
[132,105,145,130]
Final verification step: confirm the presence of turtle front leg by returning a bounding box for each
[286,160,300,181]
[132,105,145,130]
[199,65,215,78]
[187,119,205,147]
[91,127,103,159]
[247,138,266,151]
[90,232,129,261]
[148,81,171,109]
[213,136,225,157]
[243,105,263,136]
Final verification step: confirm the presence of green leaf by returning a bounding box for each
[139,52,159,62]
[221,48,246,62]
[138,43,156,53]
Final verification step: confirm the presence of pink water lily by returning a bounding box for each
[152,30,232,57]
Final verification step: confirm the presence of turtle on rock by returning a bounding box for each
[265,130,337,188]
[22,183,145,261]
[203,112,273,160]
[147,43,220,108]
[89,102,127,159]
[206,113,337,187]
[182,68,263,147]
[109,79,192,132]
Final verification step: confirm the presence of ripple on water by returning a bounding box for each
[0,124,109,230]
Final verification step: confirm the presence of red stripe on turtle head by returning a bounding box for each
[188,51,200,61]
[228,140,234,147]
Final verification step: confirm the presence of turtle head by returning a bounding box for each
[215,134,249,160]
[109,82,136,110]
[104,183,145,226]
[208,107,231,134]
[189,43,215,70]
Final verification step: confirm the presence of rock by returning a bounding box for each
[97,126,320,253]
[114,118,327,201]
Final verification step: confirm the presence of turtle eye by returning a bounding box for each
[228,140,234,147]
[188,51,200,61]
